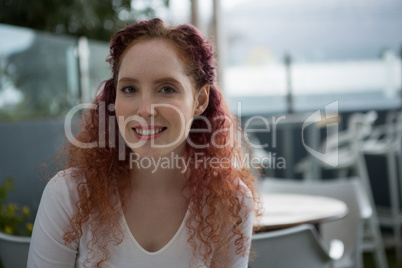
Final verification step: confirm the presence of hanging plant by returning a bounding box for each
[0,178,33,236]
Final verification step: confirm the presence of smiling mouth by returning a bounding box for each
[133,127,167,136]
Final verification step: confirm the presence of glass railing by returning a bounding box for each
[0,24,110,122]
[223,0,402,116]
[225,49,402,116]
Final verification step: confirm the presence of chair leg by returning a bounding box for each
[366,216,389,268]
[302,168,313,181]
[335,168,348,178]
[387,152,402,262]
[397,151,402,262]
[356,155,389,268]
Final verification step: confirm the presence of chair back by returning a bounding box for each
[347,111,377,140]
[0,232,31,268]
[385,111,402,147]
[259,178,365,268]
[343,111,377,156]
[361,110,402,155]
[315,111,377,170]
[250,224,333,268]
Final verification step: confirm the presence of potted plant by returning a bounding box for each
[0,178,33,268]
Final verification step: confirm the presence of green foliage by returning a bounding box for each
[0,178,33,236]
[0,0,170,41]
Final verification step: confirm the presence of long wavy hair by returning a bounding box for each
[62,18,260,267]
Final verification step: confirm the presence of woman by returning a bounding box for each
[28,18,259,268]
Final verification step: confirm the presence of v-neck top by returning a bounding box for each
[27,169,253,268]
[118,198,192,257]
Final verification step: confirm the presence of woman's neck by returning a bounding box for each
[129,153,189,192]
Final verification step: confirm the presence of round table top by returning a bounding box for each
[255,193,348,231]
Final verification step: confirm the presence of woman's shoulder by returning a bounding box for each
[235,177,253,201]
[44,168,84,200]
[32,168,85,233]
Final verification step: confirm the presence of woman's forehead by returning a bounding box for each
[120,40,180,69]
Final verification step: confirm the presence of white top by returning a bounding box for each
[27,169,253,268]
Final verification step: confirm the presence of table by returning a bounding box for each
[254,193,348,232]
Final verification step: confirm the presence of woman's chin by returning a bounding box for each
[136,142,186,157]
[129,148,175,159]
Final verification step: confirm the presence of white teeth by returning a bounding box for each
[135,128,164,135]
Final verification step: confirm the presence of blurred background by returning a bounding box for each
[0,1,402,266]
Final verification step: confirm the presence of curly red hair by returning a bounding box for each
[63,18,260,267]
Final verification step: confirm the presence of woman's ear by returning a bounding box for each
[194,85,210,116]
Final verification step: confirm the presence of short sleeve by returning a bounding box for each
[27,170,81,268]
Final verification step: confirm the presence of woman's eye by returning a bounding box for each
[160,86,176,94]
[122,86,136,94]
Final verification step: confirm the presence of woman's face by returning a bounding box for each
[115,39,208,158]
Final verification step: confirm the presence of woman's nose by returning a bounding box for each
[137,95,156,118]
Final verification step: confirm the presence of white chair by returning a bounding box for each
[250,224,336,268]
[362,110,402,261]
[247,134,276,179]
[295,111,389,268]
[296,111,377,182]
[0,232,31,268]
[259,177,365,268]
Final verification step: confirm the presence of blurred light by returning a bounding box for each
[118,9,130,21]
[0,25,34,56]
[0,87,23,108]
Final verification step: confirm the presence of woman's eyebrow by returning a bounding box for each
[153,77,181,85]
[118,77,139,84]
[118,77,181,85]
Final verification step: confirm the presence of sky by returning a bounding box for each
[224,0,402,63]
[163,0,402,63]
